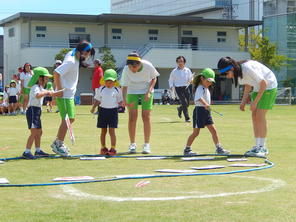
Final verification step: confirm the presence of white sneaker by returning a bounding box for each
[128,143,137,154]
[51,140,69,157]
[142,143,151,154]
[244,146,268,157]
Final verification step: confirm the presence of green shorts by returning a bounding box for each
[251,88,277,110]
[23,87,30,95]
[19,94,24,103]
[56,98,76,119]
[126,93,154,110]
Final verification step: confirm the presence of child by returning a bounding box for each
[90,69,123,156]
[2,85,9,115]
[183,68,230,156]
[22,67,55,159]
[51,41,95,156]
[44,81,54,112]
[0,93,5,115]
[7,80,19,115]
[217,57,278,157]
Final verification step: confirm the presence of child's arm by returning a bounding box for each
[53,71,63,97]
[198,98,210,110]
[90,99,100,113]
[240,84,252,111]
[35,90,51,99]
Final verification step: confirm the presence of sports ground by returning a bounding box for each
[0,105,295,222]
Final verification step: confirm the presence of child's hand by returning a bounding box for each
[90,107,95,113]
[205,104,210,110]
[118,101,123,107]
[144,92,151,101]
[240,102,246,111]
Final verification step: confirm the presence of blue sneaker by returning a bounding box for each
[34,150,50,156]
[22,152,36,159]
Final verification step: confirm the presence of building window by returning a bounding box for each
[148,29,158,35]
[112,35,122,40]
[149,36,158,41]
[69,34,91,48]
[148,29,158,41]
[36,33,46,38]
[112,28,122,34]
[75,27,86,32]
[183,30,192,36]
[217,31,227,43]
[8,28,15,37]
[36,26,46,32]
[112,28,122,40]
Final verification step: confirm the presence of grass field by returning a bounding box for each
[0,104,295,222]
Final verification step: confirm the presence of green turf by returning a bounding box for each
[0,105,295,222]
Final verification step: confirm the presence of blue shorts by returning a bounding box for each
[97,107,118,128]
[26,106,42,129]
[192,106,214,128]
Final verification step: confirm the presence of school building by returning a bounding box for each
[0,12,261,101]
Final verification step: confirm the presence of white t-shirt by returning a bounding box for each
[55,51,80,99]
[239,60,278,92]
[28,84,45,107]
[194,85,211,107]
[168,67,193,88]
[20,72,33,88]
[94,86,123,109]
[7,87,19,96]
[120,60,160,94]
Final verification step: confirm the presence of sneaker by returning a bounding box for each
[108,148,117,156]
[34,150,50,156]
[185,119,191,123]
[245,146,268,157]
[177,107,182,118]
[142,143,151,154]
[22,152,36,159]
[100,147,109,155]
[216,145,230,155]
[51,140,69,157]
[128,143,137,154]
[183,148,196,156]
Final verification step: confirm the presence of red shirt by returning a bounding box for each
[92,66,103,91]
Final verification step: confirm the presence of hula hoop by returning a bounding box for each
[0,154,273,188]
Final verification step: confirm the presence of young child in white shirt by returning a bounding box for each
[90,69,123,156]
[22,67,57,159]
[183,68,230,156]
[7,80,19,115]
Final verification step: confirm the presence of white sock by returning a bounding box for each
[35,147,41,152]
[255,138,260,147]
[25,148,31,153]
[259,138,266,147]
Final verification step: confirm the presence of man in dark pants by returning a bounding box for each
[169,56,193,122]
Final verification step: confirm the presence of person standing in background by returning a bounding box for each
[168,56,193,122]
[92,59,103,92]
[20,63,34,114]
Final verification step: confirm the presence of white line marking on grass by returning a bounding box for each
[57,175,286,202]
[160,117,172,122]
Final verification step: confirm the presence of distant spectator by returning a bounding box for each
[92,59,103,91]
[161,89,171,105]
[20,63,34,114]
[7,80,19,115]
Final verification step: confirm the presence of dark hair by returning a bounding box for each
[192,75,203,93]
[217,57,248,87]
[23,63,32,72]
[9,82,16,87]
[176,56,186,64]
[35,76,46,87]
[94,59,101,66]
[126,52,141,66]
[75,41,96,68]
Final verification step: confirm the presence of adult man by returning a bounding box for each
[168,56,193,122]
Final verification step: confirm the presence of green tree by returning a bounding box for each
[239,29,291,71]
[100,47,116,71]
[55,48,72,61]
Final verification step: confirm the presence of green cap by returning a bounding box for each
[10,80,16,83]
[46,81,53,90]
[27,67,53,87]
[200,68,216,83]
[104,69,117,81]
